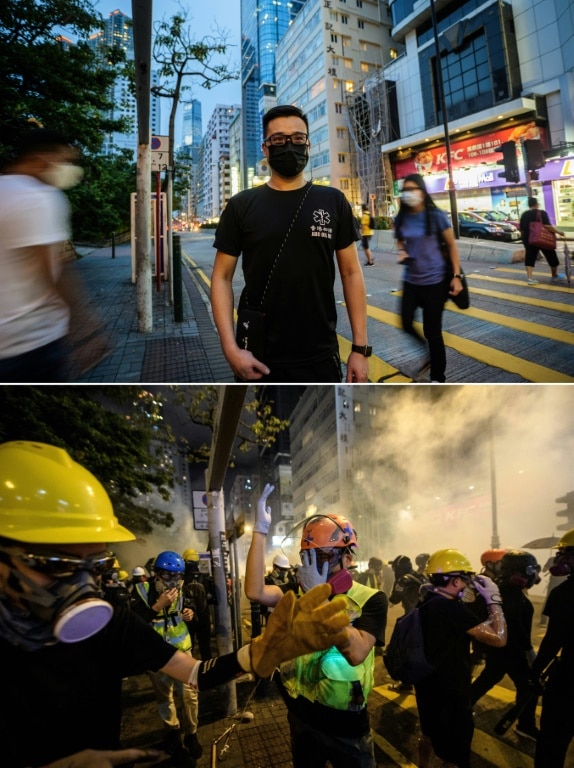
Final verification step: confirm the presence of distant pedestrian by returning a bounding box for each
[519,197,565,285]
[361,203,375,266]
[358,556,384,590]
[394,173,463,382]
[211,104,370,384]
[389,555,427,614]
[0,129,82,381]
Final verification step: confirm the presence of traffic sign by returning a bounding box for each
[151,135,169,172]
[151,135,169,151]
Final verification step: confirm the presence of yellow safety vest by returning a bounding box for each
[280,581,377,711]
[135,581,191,652]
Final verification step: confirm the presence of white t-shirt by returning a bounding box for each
[0,174,70,358]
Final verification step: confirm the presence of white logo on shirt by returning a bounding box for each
[311,209,333,239]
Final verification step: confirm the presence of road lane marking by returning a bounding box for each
[371,732,417,768]
[183,251,211,289]
[338,336,410,383]
[365,305,574,382]
[373,684,534,767]
[466,274,574,303]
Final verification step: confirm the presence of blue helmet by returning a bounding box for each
[154,551,185,573]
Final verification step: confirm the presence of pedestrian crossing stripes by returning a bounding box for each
[372,683,536,767]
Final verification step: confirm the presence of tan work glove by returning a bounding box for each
[250,582,350,679]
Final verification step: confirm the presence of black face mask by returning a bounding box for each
[267,144,309,178]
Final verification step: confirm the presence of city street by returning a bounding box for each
[181,232,574,384]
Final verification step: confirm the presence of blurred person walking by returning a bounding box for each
[519,197,565,285]
[394,173,463,383]
[0,130,83,381]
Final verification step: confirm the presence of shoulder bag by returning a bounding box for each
[435,214,470,310]
[236,182,313,361]
[529,210,557,250]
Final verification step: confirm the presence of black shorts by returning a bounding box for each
[361,236,371,249]
[524,244,559,268]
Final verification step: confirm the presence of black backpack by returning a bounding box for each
[383,603,434,685]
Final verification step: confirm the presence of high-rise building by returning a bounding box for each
[240,0,306,189]
[198,104,241,220]
[181,100,202,221]
[88,9,161,158]
[274,0,398,210]
[382,0,574,226]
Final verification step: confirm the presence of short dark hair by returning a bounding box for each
[528,196,539,208]
[14,129,71,160]
[262,105,309,137]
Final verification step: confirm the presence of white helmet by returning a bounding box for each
[132,566,146,577]
[273,553,290,569]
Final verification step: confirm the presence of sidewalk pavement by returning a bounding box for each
[67,242,234,383]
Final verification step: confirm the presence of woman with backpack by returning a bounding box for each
[394,173,463,382]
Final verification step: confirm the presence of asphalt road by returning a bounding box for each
[181,231,574,384]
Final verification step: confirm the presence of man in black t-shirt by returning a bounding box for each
[519,196,565,285]
[211,104,370,383]
[532,528,574,768]
[0,442,351,768]
[415,549,507,768]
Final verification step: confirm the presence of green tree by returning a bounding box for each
[0,387,176,536]
[68,150,136,241]
[173,386,290,466]
[151,8,239,167]
[0,0,126,163]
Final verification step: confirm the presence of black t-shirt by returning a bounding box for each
[0,607,176,767]
[534,575,574,678]
[417,592,482,697]
[520,207,550,244]
[214,183,360,364]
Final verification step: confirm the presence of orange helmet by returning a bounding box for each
[480,548,507,566]
[300,514,358,551]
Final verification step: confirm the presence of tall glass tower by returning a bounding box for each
[241,0,306,188]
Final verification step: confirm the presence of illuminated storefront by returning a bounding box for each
[391,121,574,226]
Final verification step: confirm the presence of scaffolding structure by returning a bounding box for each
[346,70,394,216]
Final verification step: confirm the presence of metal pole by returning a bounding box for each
[155,171,162,292]
[172,234,183,322]
[489,419,500,549]
[429,0,459,238]
[205,386,248,718]
[111,231,116,259]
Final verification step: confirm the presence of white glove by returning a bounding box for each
[473,575,502,605]
[298,549,329,593]
[253,483,274,535]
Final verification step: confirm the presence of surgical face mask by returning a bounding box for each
[40,162,84,190]
[401,189,424,207]
[267,143,309,178]
[1,567,112,648]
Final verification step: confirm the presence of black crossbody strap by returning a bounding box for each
[253,182,313,311]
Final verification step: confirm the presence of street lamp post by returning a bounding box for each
[489,418,501,549]
[429,0,460,238]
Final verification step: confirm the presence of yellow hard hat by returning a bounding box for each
[183,548,199,562]
[0,441,135,544]
[556,528,574,548]
[118,570,129,581]
[425,548,474,576]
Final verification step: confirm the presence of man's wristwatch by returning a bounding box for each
[453,273,464,279]
[351,344,372,357]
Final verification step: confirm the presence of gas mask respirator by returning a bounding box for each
[0,568,112,650]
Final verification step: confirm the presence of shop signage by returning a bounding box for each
[394,122,546,178]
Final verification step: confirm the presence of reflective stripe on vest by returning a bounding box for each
[281,581,377,711]
[135,581,191,652]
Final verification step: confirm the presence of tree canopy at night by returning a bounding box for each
[0,387,176,536]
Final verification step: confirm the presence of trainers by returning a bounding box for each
[364,261,375,266]
[184,732,203,759]
[515,724,540,741]
[551,273,566,281]
[527,278,539,285]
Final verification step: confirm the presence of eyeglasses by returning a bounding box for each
[13,550,117,578]
[156,570,184,580]
[264,132,308,147]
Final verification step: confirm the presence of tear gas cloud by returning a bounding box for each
[354,385,573,596]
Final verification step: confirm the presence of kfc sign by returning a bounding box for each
[394,122,546,179]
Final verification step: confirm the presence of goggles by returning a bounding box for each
[264,132,308,147]
[10,549,117,579]
[156,569,184,580]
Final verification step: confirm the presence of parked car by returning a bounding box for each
[472,209,521,230]
[457,211,521,242]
